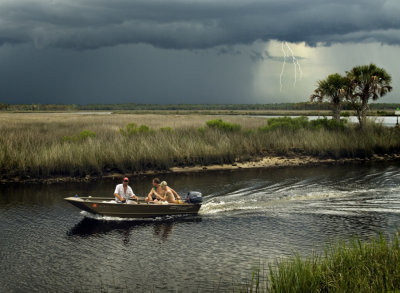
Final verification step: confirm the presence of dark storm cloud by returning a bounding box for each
[0,43,256,104]
[0,0,399,50]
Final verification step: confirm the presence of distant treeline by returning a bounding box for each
[0,102,399,111]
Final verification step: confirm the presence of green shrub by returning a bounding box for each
[126,123,137,134]
[310,118,347,131]
[205,119,241,132]
[138,124,152,133]
[259,117,347,132]
[79,130,96,139]
[259,116,309,132]
[62,130,96,142]
[119,123,154,135]
[119,123,137,135]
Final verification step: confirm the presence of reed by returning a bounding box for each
[0,113,399,179]
[237,233,400,293]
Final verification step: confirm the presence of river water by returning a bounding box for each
[1,163,400,292]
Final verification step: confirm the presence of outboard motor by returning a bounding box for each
[186,191,203,204]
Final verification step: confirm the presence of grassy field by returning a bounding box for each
[0,113,399,180]
[238,233,400,293]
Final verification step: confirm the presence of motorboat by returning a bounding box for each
[65,192,202,219]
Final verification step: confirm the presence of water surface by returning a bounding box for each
[1,163,400,292]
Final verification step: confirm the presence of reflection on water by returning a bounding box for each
[153,222,174,242]
[67,216,202,244]
[1,162,400,292]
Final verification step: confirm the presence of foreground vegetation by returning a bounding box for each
[238,233,400,293]
[0,113,399,180]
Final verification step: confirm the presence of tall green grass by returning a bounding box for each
[238,233,400,293]
[0,114,399,179]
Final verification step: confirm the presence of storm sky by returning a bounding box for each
[0,0,399,104]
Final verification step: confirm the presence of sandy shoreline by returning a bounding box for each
[1,154,400,184]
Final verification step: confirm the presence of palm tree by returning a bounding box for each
[346,64,392,128]
[310,73,348,122]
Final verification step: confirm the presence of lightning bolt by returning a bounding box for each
[279,42,287,92]
[284,42,303,86]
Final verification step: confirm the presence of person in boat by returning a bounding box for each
[114,177,138,203]
[151,181,182,204]
[145,178,181,203]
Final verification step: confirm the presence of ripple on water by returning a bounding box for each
[1,163,400,292]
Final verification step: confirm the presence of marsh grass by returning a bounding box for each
[237,233,400,293]
[0,113,399,179]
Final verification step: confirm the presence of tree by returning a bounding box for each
[310,73,349,122]
[346,63,392,128]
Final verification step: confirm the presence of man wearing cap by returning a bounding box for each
[114,177,138,203]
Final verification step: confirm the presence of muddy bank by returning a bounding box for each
[1,154,400,184]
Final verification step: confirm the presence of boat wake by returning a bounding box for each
[199,168,400,217]
[199,190,352,215]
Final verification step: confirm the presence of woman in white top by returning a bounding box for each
[114,177,138,203]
